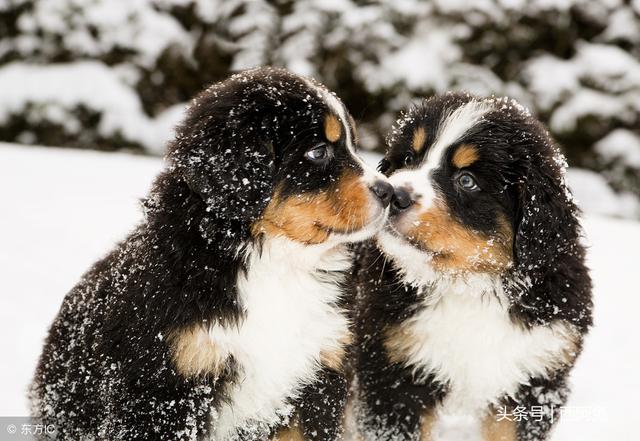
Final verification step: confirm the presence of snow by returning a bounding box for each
[1,143,638,440]
[528,41,640,135]
[567,168,640,218]
[10,0,191,67]
[525,55,579,111]
[550,89,631,133]
[594,128,640,168]
[601,7,640,43]
[0,144,161,422]
[375,27,461,92]
[575,43,640,92]
[0,0,638,212]
[0,61,186,154]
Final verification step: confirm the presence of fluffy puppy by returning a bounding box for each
[30,67,392,441]
[352,93,592,441]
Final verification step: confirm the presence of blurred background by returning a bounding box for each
[1,2,640,439]
[1,0,640,218]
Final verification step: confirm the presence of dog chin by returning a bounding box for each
[329,206,390,245]
[375,227,440,286]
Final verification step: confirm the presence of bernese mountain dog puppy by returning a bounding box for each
[30,67,393,441]
[352,93,593,441]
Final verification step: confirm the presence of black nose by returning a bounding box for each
[391,187,413,213]
[369,180,393,207]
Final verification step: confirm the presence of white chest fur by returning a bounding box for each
[209,238,352,441]
[394,276,576,422]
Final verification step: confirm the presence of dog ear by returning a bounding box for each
[166,88,278,251]
[508,139,591,328]
[512,157,578,274]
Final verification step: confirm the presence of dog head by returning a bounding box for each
[165,67,390,252]
[377,93,583,287]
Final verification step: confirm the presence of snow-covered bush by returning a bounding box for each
[0,0,639,213]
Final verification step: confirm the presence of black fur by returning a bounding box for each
[30,67,365,441]
[353,93,593,441]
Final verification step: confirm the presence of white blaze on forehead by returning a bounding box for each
[423,99,494,171]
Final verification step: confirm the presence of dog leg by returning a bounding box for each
[295,367,349,441]
[354,345,444,441]
[509,370,570,441]
[101,373,220,441]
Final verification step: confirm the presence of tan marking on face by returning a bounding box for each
[404,202,513,273]
[252,171,370,244]
[324,114,342,143]
[482,408,518,441]
[412,127,427,152]
[167,324,226,378]
[319,331,354,372]
[452,144,480,168]
[271,421,305,441]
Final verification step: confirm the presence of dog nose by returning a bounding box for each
[391,187,413,213]
[369,180,393,207]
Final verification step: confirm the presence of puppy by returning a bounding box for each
[352,93,592,441]
[30,67,392,441]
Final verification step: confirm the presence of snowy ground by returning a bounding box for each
[1,143,638,440]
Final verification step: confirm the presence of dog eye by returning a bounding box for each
[305,144,331,162]
[403,152,414,166]
[457,173,479,191]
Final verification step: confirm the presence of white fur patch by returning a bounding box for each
[425,99,493,171]
[376,229,439,286]
[209,238,352,440]
[394,278,577,440]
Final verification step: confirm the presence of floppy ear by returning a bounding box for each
[507,142,592,330]
[166,89,278,252]
[512,158,578,274]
